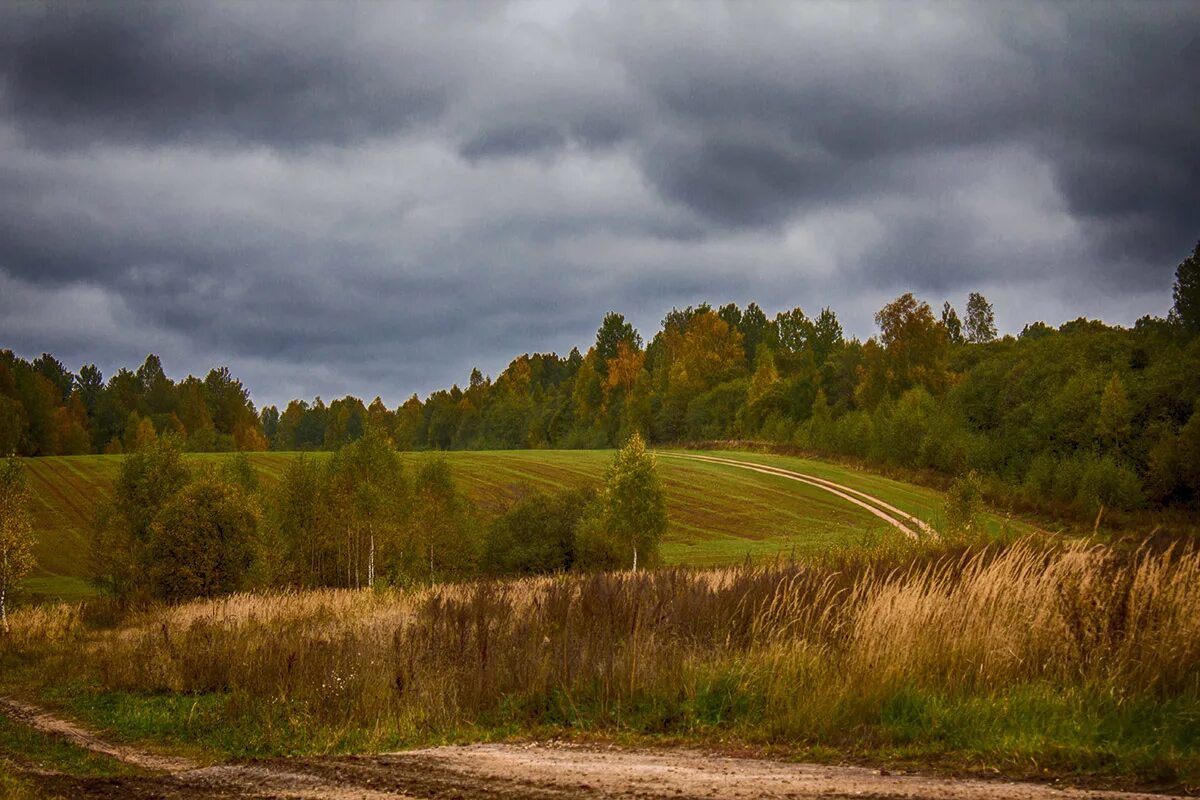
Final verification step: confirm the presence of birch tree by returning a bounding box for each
[409,458,474,583]
[600,433,667,571]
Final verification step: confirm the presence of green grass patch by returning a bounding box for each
[36,680,1200,791]
[18,577,95,604]
[45,686,496,761]
[864,684,1200,788]
[47,687,271,762]
[0,711,140,780]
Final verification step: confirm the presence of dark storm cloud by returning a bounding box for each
[0,1,1197,406]
[603,4,1200,274]
[0,3,455,149]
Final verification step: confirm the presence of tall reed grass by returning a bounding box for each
[7,539,1200,755]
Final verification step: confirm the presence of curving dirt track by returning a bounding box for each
[660,451,936,539]
[3,699,1188,799]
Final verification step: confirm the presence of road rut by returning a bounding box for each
[2,699,1187,799]
[661,451,936,539]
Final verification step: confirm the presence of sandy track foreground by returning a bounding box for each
[2,699,1187,799]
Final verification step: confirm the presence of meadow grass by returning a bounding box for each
[0,709,142,800]
[0,714,140,780]
[4,536,1197,788]
[18,449,1028,600]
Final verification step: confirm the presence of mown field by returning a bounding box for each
[18,449,1032,602]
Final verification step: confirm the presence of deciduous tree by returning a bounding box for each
[409,458,475,582]
[147,469,258,602]
[1173,240,1200,334]
[327,429,407,587]
[91,436,189,597]
[874,293,949,397]
[593,433,667,571]
[941,302,964,344]
[669,310,745,395]
[965,292,997,344]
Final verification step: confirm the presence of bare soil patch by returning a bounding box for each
[3,699,1189,799]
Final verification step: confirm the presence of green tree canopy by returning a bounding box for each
[588,433,667,571]
[1172,240,1200,334]
[965,292,997,343]
[91,435,189,597]
[941,302,964,345]
[147,469,258,602]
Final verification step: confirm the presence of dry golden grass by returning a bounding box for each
[7,539,1195,737]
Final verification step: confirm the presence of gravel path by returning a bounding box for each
[2,699,1187,799]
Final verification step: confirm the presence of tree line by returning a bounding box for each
[83,432,666,603]
[0,353,265,456]
[4,241,1200,515]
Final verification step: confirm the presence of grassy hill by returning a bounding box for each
[19,449,1032,602]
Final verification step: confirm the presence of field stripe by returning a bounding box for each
[660,452,934,540]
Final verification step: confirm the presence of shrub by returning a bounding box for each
[875,388,937,468]
[147,469,258,602]
[942,471,985,544]
[482,487,596,576]
[1023,452,1144,513]
[90,435,190,598]
[1075,454,1144,513]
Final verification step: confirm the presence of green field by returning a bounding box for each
[19,449,1032,602]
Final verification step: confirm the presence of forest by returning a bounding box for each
[4,242,1199,517]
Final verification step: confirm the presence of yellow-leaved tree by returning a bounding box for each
[578,433,667,571]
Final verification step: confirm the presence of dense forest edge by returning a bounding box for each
[4,241,1200,526]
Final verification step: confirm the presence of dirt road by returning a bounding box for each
[3,698,1187,799]
[661,451,936,539]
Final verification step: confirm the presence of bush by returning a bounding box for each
[1076,454,1144,513]
[943,470,985,543]
[574,506,625,571]
[1021,453,1058,502]
[147,469,258,602]
[1022,452,1144,513]
[828,410,874,458]
[482,487,596,576]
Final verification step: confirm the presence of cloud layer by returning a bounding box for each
[2,1,1197,407]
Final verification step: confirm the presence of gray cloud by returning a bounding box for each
[0,3,469,149]
[0,1,1196,407]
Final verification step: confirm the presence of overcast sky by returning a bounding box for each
[1,2,1197,408]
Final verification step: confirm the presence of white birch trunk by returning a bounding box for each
[368,526,375,589]
[1,550,7,630]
